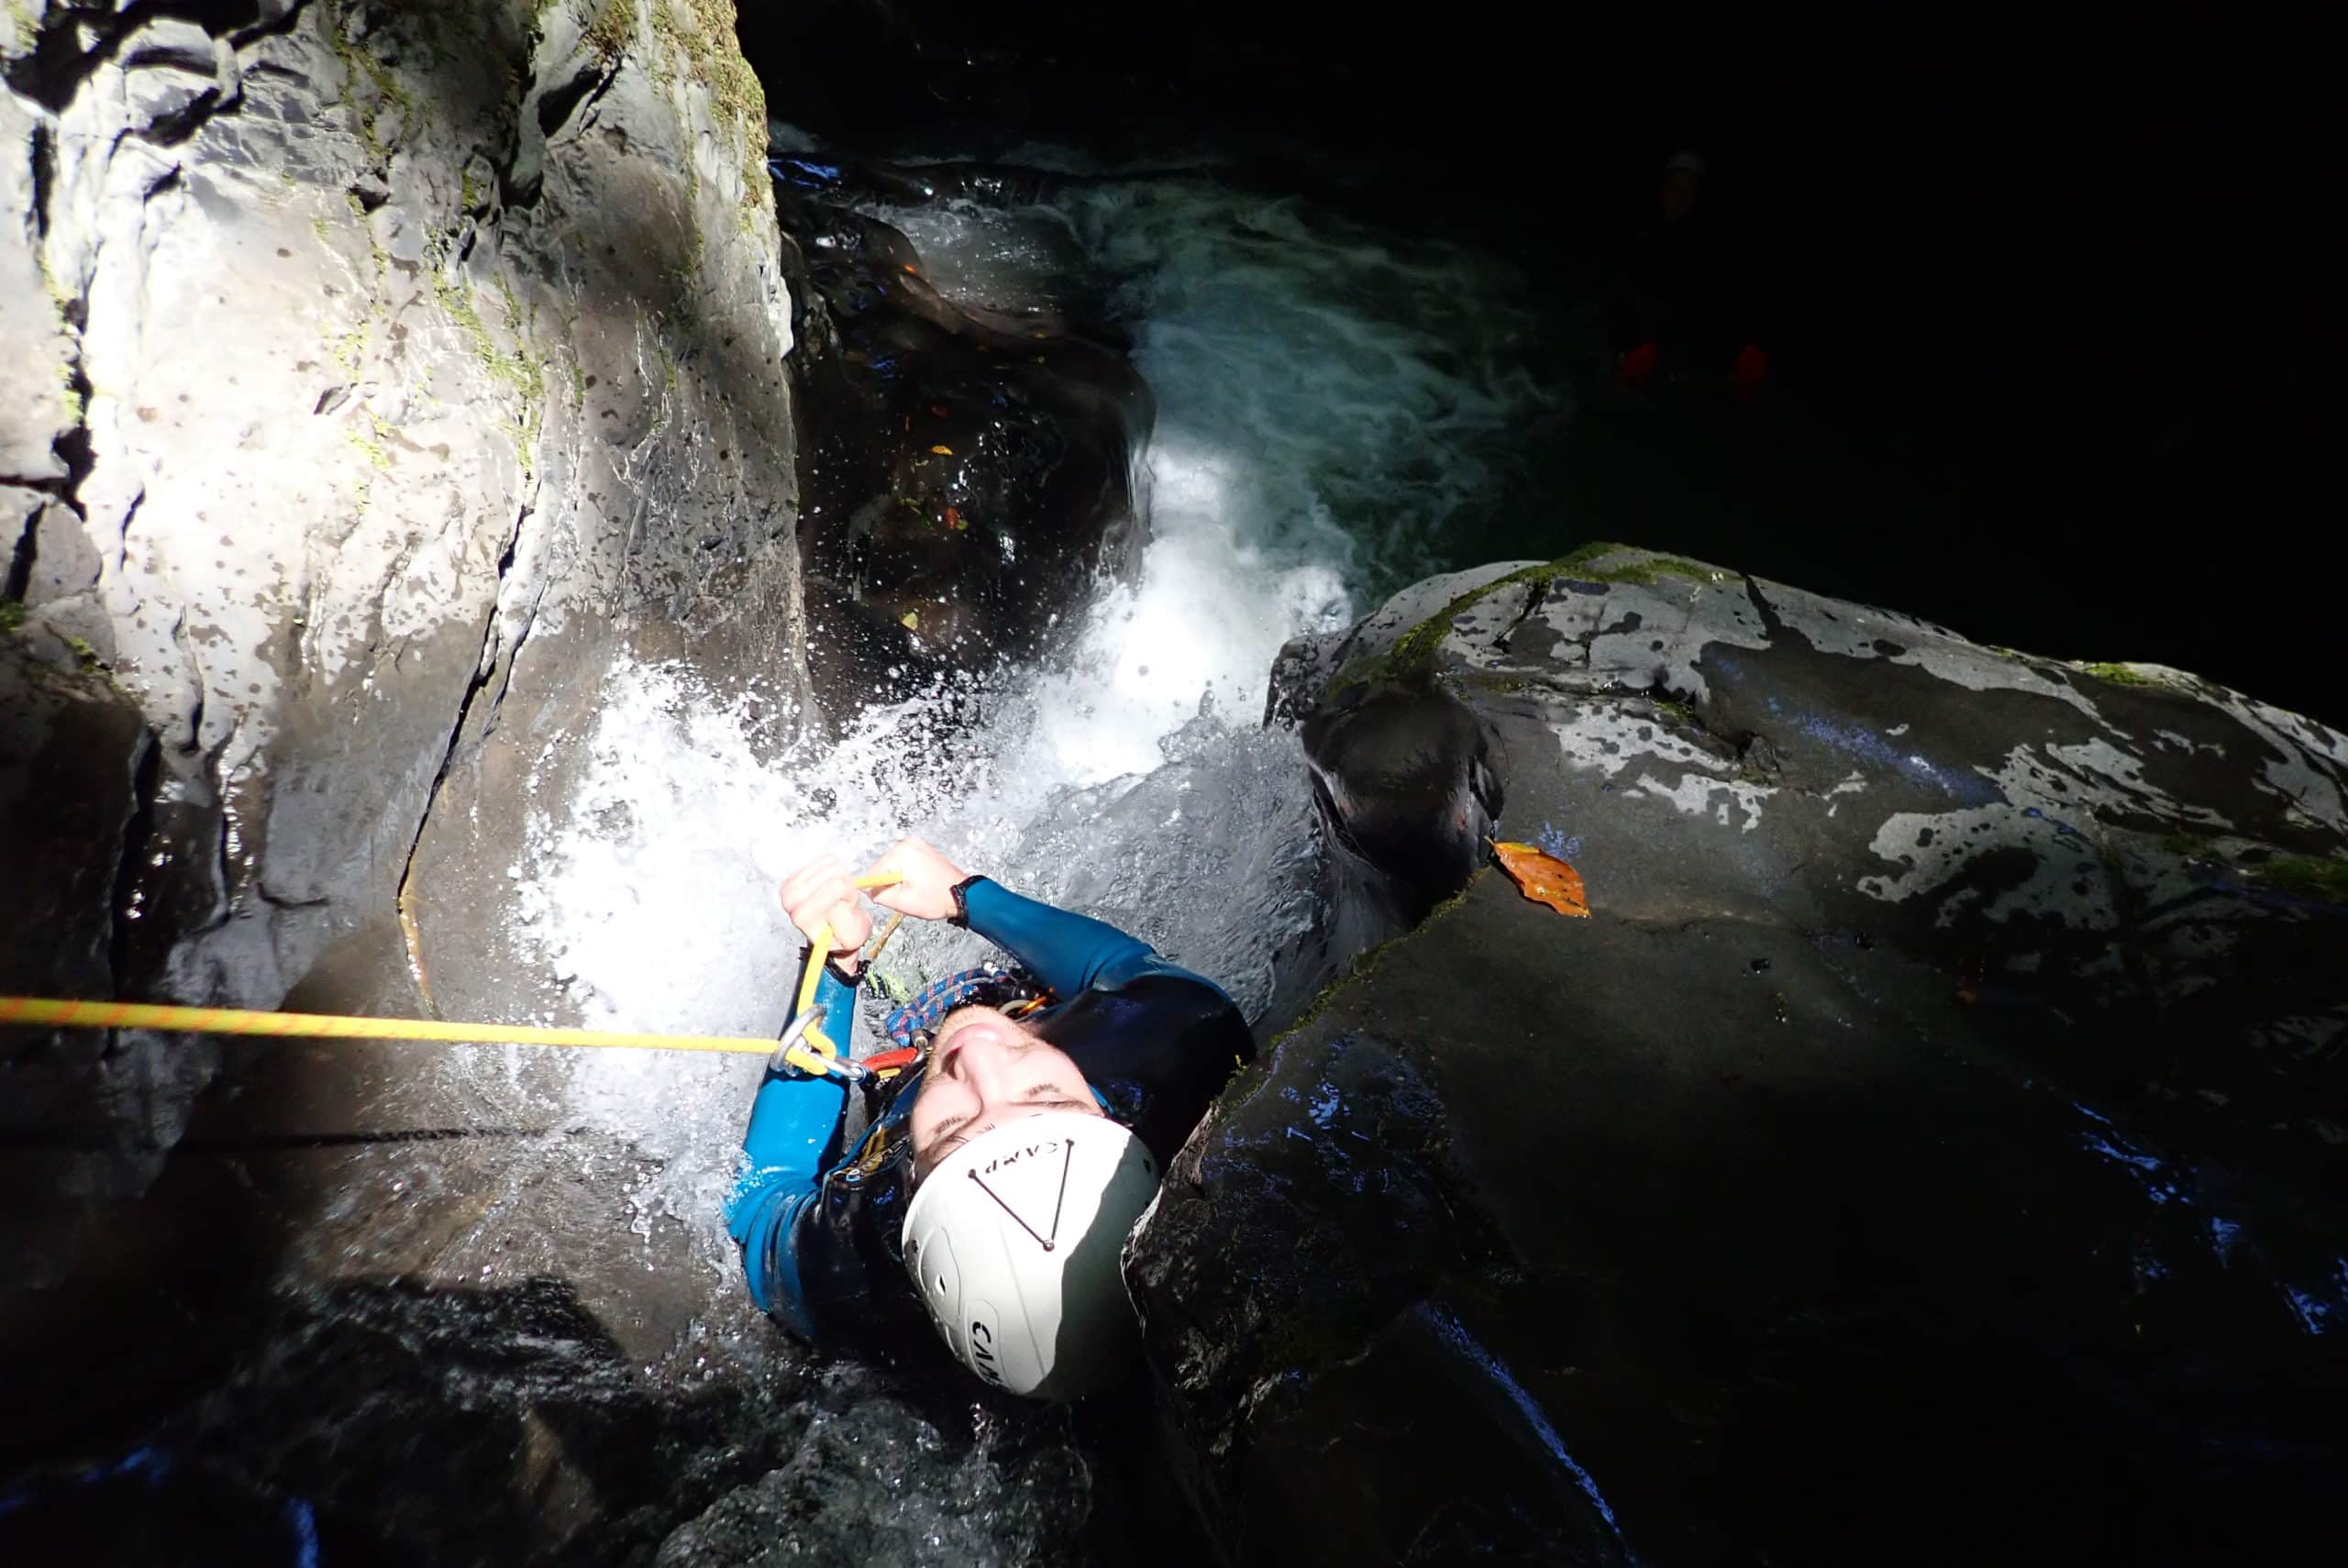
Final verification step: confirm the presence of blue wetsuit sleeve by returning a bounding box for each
[961,878,1231,1001]
[725,961,857,1338]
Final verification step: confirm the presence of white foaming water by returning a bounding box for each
[888,176,1556,596]
[471,164,1554,1271]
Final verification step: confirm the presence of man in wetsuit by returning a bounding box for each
[726,837,1254,1399]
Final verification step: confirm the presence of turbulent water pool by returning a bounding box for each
[488,154,1555,1263]
[118,143,1558,1558]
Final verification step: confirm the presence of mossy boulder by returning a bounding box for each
[1134,547,2348,1563]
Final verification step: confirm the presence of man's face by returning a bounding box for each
[909,1007,1103,1177]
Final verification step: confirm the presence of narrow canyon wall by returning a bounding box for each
[1,0,803,1364]
[3,0,800,1079]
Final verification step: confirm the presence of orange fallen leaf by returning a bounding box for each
[930,444,954,456]
[1490,840,1589,918]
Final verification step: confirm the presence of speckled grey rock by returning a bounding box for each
[1134,545,2348,1564]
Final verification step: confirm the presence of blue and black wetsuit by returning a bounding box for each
[725,878,1254,1345]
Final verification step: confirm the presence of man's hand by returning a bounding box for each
[780,853,872,972]
[862,837,972,922]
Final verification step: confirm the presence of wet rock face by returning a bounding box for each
[1300,682,1501,921]
[1,0,799,1483]
[1,0,796,1062]
[0,641,147,1003]
[0,639,173,1264]
[773,155,1151,703]
[1135,546,2348,1562]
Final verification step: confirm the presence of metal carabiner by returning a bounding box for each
[773,1005,868,1082]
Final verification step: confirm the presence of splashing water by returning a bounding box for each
[280,153,1563,1554]
[474,166,1556,1267]
[885,175,1557,597]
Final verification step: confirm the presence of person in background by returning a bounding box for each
[726,836,1254,1399]
[1614,149,1768,396]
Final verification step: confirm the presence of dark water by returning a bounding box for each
[738,3,2339,726]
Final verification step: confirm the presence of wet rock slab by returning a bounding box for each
[1132,546,2348,1563]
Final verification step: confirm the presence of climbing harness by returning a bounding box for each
[0,872,911,1082]
[801,964,1053,1089]
[794,909,1054,1088]
[836,964,1053,1087]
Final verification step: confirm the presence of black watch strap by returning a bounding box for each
[947,875,989,927]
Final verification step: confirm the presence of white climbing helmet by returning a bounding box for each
[900,1110,1161,1401]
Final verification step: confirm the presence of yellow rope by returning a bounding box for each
[790,871,903,1060]
[0,871,912,1078]
[795,925,835,1023]
[0,995,779,1055]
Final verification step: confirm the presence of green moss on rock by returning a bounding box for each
[1550,540,1722,588]
[2073,660,2201,696]
[325,5,417,167]
[37,249,72,317]
[648,0,770,214]
[2248,855,2348,903]
[1649,696,1700,728]
[2157,834,2348,904]
[582,0,632,62]
[5,1,36,59]
[344,423,391,471]
[1333,543,1732,695]
[433,264,546,463]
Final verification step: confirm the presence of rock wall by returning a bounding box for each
[1,0,802,1455]
[3,0,797,1078]
[1133,546,2348,1563]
